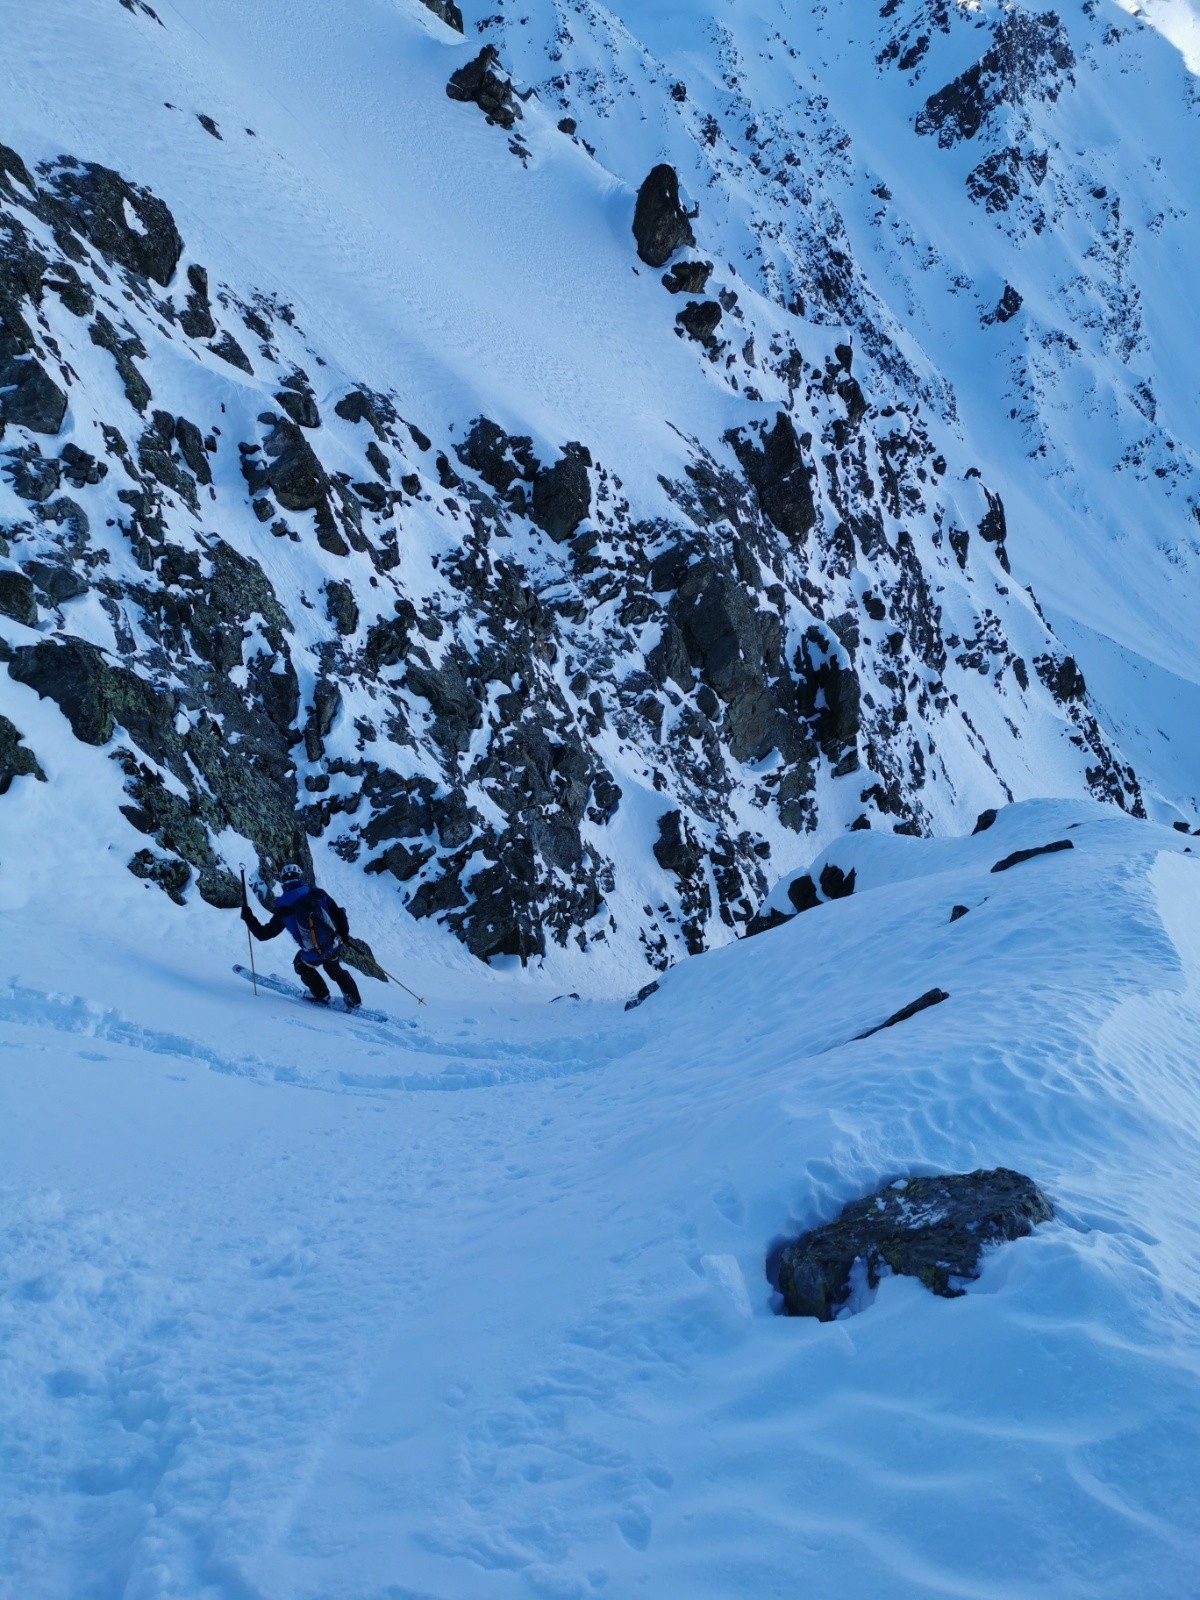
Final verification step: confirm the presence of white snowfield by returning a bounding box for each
[5,779,1200,1598]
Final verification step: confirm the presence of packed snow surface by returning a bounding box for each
[5,773,1200,1597]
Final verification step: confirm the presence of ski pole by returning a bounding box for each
[239,864,258,996]
[377,963,425,1005]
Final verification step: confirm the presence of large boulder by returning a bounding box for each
[676,299,722,344]
[333,386,393,438]
[275,371,320,429]
[662,260,713,295]
[776,1168,1053,1319]
[632,165,695,267]
[653,808,700,876]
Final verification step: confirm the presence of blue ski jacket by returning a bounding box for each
[242,881,350,964]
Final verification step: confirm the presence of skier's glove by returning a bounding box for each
[239,903,253,925]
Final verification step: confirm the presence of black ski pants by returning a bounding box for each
[293,950,361,1005]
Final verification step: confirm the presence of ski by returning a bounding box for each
[232,964,390,1022]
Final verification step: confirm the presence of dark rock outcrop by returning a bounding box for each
[776,1168,1053,1319]
[915,13,1075,148]
[3,446,60,502]
[662,260,713,295]
[446,48,522,129]
[991,839,1074,873]
[744,905,793,938]
[632,165,695,267]
[334,386,393,437]
[818,862,856,901]
[421,0,463,30]
[531,443,592,541]
[8,637,171,748]
[796,627,859,774]
[179,265,216,340]
[676,299,722,344]
[1035,653,1086,704]
[985,283,1023,325]
[0,570,38,627]
[0,714,46,793]
[262,415,328,512]
[0,354,68,434]
[324,579,359,637]
[303,677,342,761]
[89,313,150,411]
[60,443,107,489]
[129,847,190,904]
[456,416,537,497]
[854,987,948,1040]
[275,373,320,430]
[624,979,660,1011]
[209,330,253,373]
[787,874,821,913]
[44,159,183,285]
[25,560,88,603]
[652,809,710,955]
[727,413,816,540]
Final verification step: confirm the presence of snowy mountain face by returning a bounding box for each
[2,0,1198,986]
[9,9,1200,1595]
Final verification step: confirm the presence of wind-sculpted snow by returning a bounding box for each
[4,800,1200,1595]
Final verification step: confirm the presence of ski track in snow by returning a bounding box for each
[6,804,1200,1597]
[0,980,631,1095]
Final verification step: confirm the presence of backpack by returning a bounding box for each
[276,884,342,963]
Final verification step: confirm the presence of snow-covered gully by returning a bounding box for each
[5,797,1200,1596]
[6,0,1200,1593]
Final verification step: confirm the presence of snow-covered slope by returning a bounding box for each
[5,0,1199,982]
[7,10,1200,1588]
[5,787,1200,1596]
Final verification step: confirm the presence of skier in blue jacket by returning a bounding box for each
[241,863,362,1008]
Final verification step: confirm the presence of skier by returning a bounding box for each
[240,863,362,1009]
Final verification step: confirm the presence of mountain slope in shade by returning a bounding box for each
[5,0,1197,982]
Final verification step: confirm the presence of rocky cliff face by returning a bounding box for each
[3,0,1187,979]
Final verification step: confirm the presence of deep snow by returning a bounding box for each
[5,769,1200,1596]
